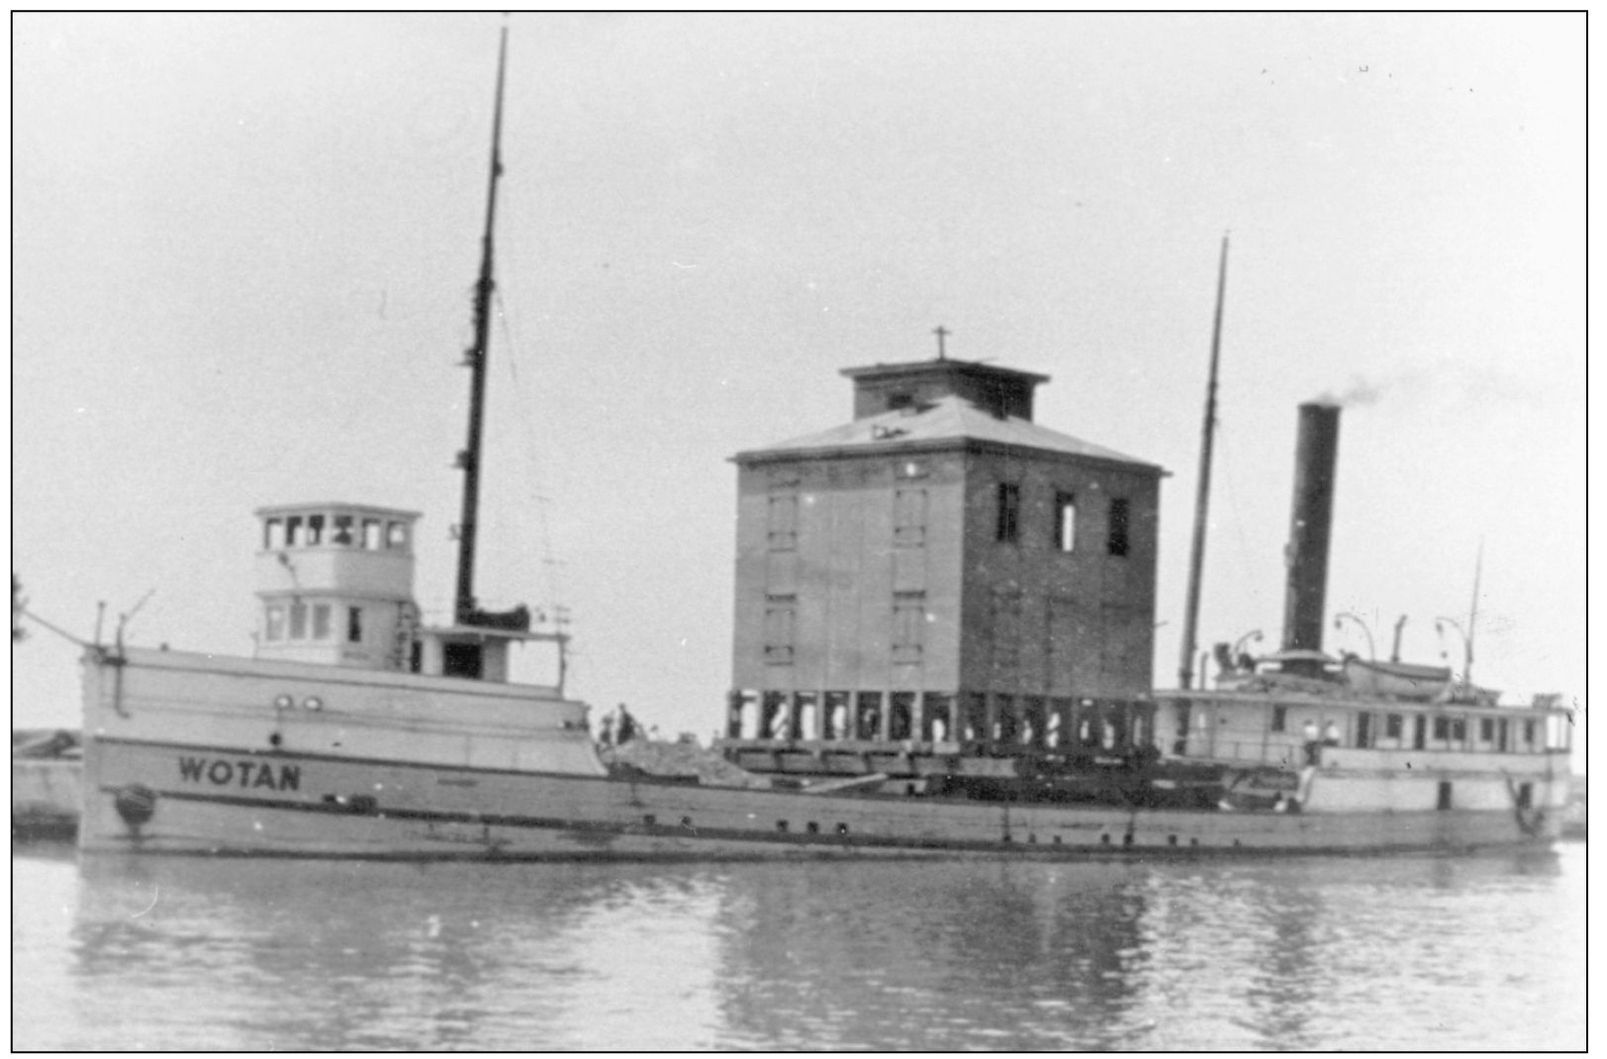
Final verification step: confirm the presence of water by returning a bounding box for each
[12,843,1584,1050]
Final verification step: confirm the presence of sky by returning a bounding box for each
[10,13,1586,758]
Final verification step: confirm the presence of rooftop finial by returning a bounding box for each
[933,324,949,361]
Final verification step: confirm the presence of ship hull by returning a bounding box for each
[82,734,1559,860]
[79,646,1563,861]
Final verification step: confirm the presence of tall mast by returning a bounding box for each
[1178,234,1230,689]
[1465,538,1483,689]
[454,26,509,626]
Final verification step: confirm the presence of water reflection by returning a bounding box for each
[10,847,1580,1050]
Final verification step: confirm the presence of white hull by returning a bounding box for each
[80,648,1565,859]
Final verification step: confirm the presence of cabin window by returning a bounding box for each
[1023,697,1047,747]
[1355,712,1372,748]
[331,515,354,545]
[312,603,331,640]
[996,483,1020,543]
[892,592,925,661]
[347,606,363,644]
[1055,493,1077,552]
[1385,713,1403,739]
[285,516,303,547]
[264,518,285,550]
[288,601,308,640]
[767,494,798,551]
[893,488,927,547]
[387,521,408,549]
[1413,715,1427,750]
[362,519,382,549]
[1480,718,1495,743]
[1107,498,1130,557]
[886,391,914,411]
[1433,717,1450,741]
[1524,721,1536,748]
[763,595,795,664]
[306,514,325,546]
[1516,782,1533,809]
[1498,719,1510,752]
[793,692,817,740]
[1450,718,1467,743]
[1437,781,1453,811]
[760,692,788,739]
[1271,706,1287,733]
[264,604,286,641]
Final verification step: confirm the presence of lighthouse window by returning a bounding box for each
[1107,498,1130,557]
[996,482,1020,543]
[362,519,382,549]
[332,515,354,545]
[1055,493,1078,552]
[289,601,308,639]
[347,606,364,644]
[305,514,325,546]
[312,603,332,640]
[265,604,286,641]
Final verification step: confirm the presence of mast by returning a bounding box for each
[1178,234,1230,689]
[1465,538,1483,689]
[454,26,509,626]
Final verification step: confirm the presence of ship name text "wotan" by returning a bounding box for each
[178,757,302,792]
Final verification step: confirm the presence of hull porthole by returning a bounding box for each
[114,784,157,828]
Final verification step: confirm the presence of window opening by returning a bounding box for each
[1055,492,1077,552]
[1107,498,1130,557]
[1385,713,1403,740]
[331,515,354,545]
[855,693,883,741]
[285,515,303,547]
[1480,718,1495,743]
[1516,782,1533,809]
[1437,781,1453,811]
[288,601,308,640]
[892,592,925,662]
[1356,712,1372,748]
[763,595,796,664]
[889,692,915,741]
[362,519,382,549]
[894,488,927,547]
[264,604,286,642]
[767,494,798,551]
[996,482,1020,543]
[1271,705,1287,733]
[443,642,483,680]
[1413,715,1427,750]
[264,518,285,550]
[387,521,408,549]
[347,606,363,644]
[312,603,331,640]
[306,514,324,546]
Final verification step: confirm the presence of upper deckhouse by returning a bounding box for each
[253,502,562,687]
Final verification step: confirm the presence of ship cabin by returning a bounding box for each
[253,502,565,686]
[717,351,1167,784]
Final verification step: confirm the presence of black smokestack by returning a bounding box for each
[1282,402,1341,660]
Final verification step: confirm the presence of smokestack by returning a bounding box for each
[1282,402,1341,666]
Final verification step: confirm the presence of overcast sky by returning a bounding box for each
[12,13,1585,752]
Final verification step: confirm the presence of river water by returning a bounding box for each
[11,842,1584,1051]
